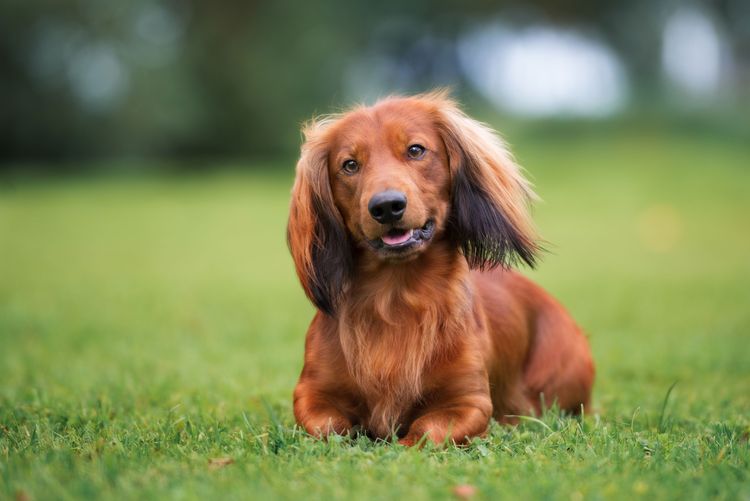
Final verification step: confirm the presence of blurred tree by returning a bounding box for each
[0,0,746,166]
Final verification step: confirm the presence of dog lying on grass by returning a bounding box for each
[287,91,594,446]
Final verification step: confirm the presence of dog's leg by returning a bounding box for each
[399,394,492,446]
[293,314,362,438]
[522,300,595,414]
[293,385,355,438]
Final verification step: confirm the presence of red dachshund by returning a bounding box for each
[287,91,594,445]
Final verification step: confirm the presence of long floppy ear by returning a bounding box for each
[287,120,352,315]
[433,94,539,269]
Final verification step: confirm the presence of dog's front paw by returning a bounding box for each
[305,416,353,438]
[397,436,416,447]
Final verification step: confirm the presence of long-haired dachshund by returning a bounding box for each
[287,91,594,446]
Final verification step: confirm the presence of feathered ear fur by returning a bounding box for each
[287,120,352,315]
[430,92,539,268]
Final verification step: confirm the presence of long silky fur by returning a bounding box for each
[449,166,537,268]
[307,193,352,314]
[338,253,471,437]
[287,120,353,315]
[426,91,540,269]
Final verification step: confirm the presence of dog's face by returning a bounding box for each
[325,99,451,262]
[288,92,539,314]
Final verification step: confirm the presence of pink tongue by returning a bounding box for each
[382,229,413,246]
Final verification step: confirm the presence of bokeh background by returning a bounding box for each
[1,1,749,499]
[1,0,749,163]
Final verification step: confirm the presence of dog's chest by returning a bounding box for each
[338,308,445,437]
[341,316,434,387]
[337,274,472,437]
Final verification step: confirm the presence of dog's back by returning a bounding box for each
[474,269,595,419]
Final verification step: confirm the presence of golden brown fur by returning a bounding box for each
[287,91,594,445]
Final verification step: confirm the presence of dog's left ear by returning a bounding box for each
[287,120,352,315]
[431,94,539,269]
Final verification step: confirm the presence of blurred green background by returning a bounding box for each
[1,0,749,164]
[1,1,749,499]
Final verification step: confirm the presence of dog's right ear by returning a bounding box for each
[287,120,352,315]
[428,91,539,269]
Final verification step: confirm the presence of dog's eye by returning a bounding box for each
[342,159,360,174]
[407,144,426,159]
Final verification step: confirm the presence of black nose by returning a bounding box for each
[368,190,407,224]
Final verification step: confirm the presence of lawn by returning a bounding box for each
[1,126,749,500]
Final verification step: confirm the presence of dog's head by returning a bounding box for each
[288,91,539,314]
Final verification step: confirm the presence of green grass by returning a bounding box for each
[1,130,749,500]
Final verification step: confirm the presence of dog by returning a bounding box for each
[287,91,594,446]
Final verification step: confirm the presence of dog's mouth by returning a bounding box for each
[382,228,414,246]
[368,220,435,256]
